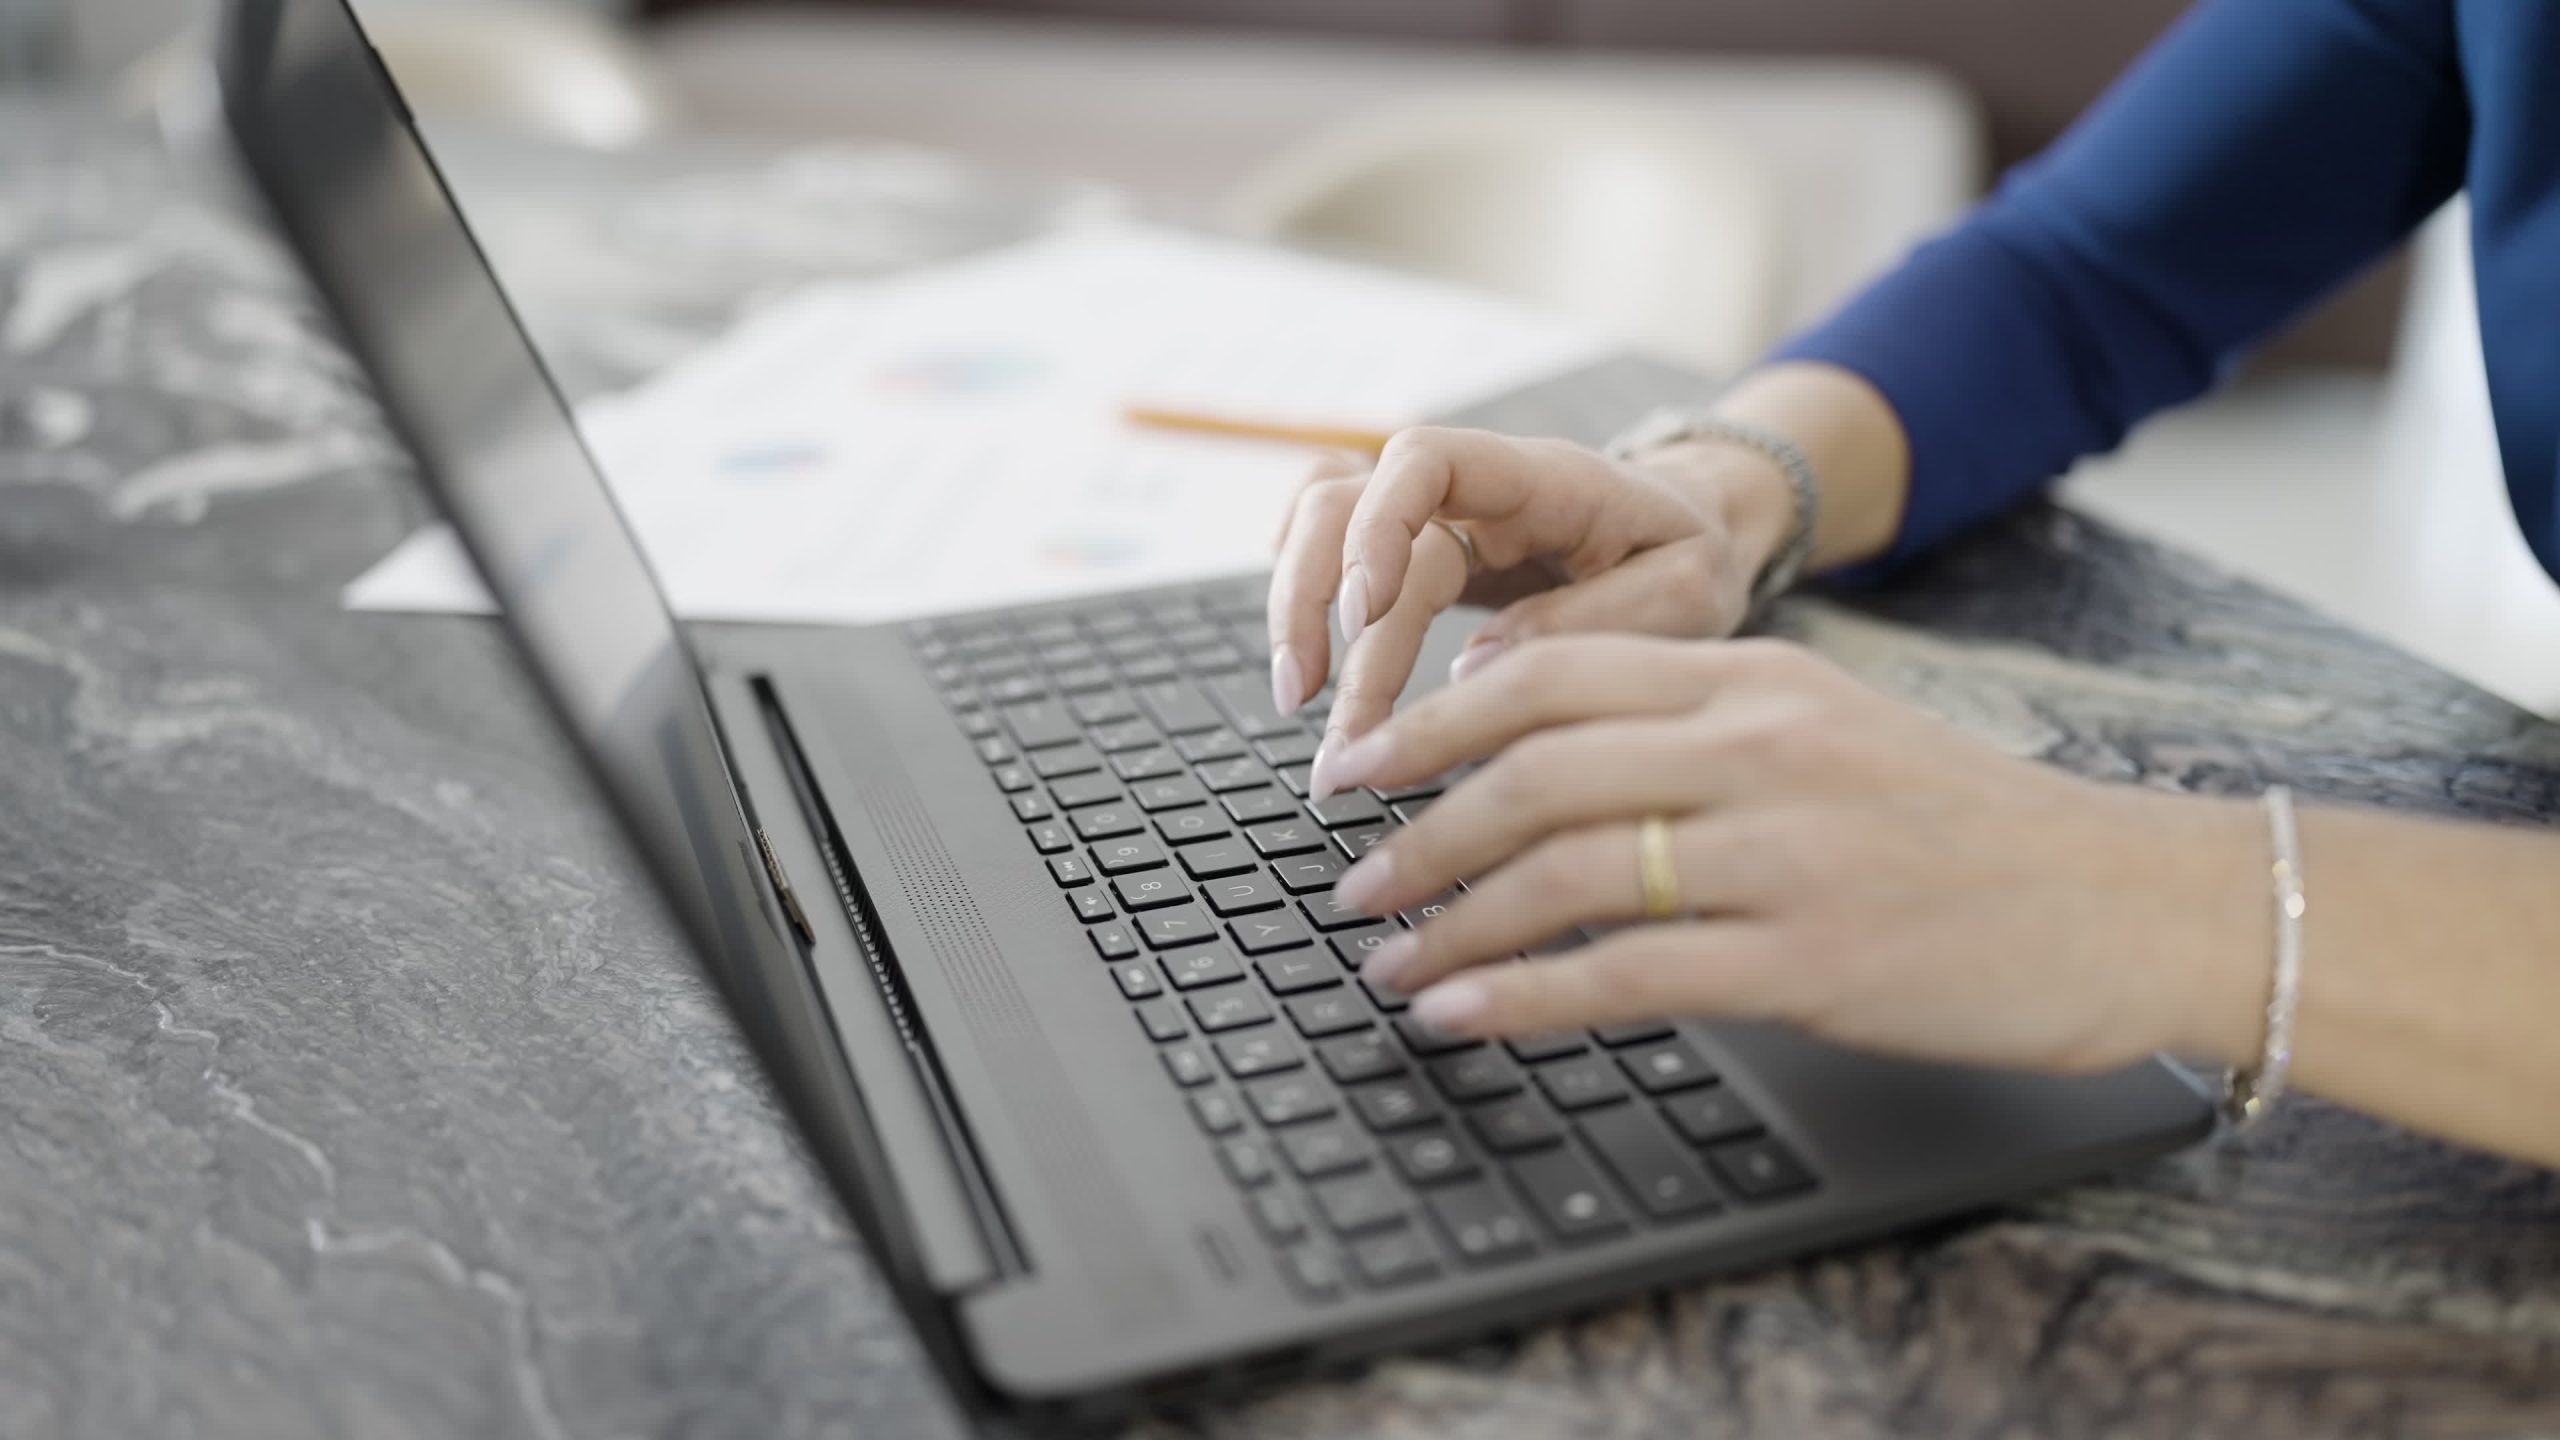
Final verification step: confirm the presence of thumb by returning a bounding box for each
[1452,538,1745,682]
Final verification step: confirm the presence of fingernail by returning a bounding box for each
[1360,932,1419,991]
[1334,851,1395,914]
[1336,565,1369,644]
[1449,639,1507,684]
[1270,645,1305,714]
[1412,978,1491,1032]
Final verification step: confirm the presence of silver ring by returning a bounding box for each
[1429,518,1480,573]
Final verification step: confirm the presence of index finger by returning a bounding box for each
[1336,427,1557,645]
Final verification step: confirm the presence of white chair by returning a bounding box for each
[1224,95,1782,375]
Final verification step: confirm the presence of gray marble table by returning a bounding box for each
[6,100,2560,1440]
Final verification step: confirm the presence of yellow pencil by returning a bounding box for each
[1121,404,1399,456]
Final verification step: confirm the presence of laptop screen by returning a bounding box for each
[212,0,980,1397]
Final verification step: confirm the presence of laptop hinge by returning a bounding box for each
[753,827,816,945]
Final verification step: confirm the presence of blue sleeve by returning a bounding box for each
[1775,0,2471,568]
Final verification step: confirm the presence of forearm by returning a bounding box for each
[2177,801,2560,1168]
[1709,360,1910,574]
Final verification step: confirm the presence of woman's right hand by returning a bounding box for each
[1265,424,1802,795]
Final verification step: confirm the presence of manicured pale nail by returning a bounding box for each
[1449,639,1507,684]
[1412,978,1491,1031]
[1270,645,1305,714]
[1336,565,1369,644]
[1359,932,1419,990]
[1334,851,1395,913]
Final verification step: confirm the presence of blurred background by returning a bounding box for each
[18,0,2560,713]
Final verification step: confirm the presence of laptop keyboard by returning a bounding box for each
[907,578,1818,1301]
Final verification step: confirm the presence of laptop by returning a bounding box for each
[210,0,2215,1425]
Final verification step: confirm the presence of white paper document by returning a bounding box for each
[344,222,1610,623]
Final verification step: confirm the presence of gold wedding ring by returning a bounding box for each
[1429,517,1480,573]
[1637,815,1681,921]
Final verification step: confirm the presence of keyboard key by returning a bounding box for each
[1244,1074,1335,1126]
[1594,1020,1675,1048]
[1139,906,1217,949]
[1050,774,1121,810]
[1069,890,1114,922]
[1317,1032,1405,1085]
[1348,1077,1443,1132]
[1378,778,1446,805]
[1660,1087,1765,1147]
[1349,1230,1440,1289]
[1333,825,1394,861]
[1246,820,1324,859]
[1507,1032,1590,1063]
[1258,952,1340,996]
[1110,746,1182,782]
[1027,821,1073,855]
[1051,663,1114,695]
[1534,1055,1632,1111]
[1046,854,1095,887]
[1197,758,1271,793]
[1272,851,1348,894]
[1120,654,1178,683]
[1177,840,1257,879]
[1467,1096,1563,1153]
[1394,1014,1481,1056]
[1161,1041,1215,1086]
[1109,960,1162,1000]
[1203,872,1285,917]
[1164,947,1245,991]
[1219,1138,1273,1187]
[1220,788,1296,824]
[1181,644,1243,674]
[1308,790,1386,828]
[1311,1173,1405,1235]
[1203,671,1301,740]
[1111,871,1190,911]
[1191,1091,1243,1135]
[1152,808,1231,846]
[990,763,1035,794]
[953,706,995,738]
[1397,890,1460,928]
[1137,680,1221,734]
[1390,798,1435,823]
[1255,732,1321,767]
[1512,1147,1632,1242]
[1135,1001,1188,1042]
[1300,889,1372,930]
[1285,990,1368,1037]
[1029,743,1101,779]
[1216,1029,1302,1077]
[987,674,1049,705]
[1429,1049,1524,1102]
[1089,834,1167,874]
[1426,1182,1538,1266]
[1230,912,1314,954]
[1581,1105,1722,1220]
[1386,1127,1477,1187]
[1331,923,1400,968]
[1131,777,1206,813]
[1708,1137,1818,1201]
[1252,1190,1306,1241]
[1088,922,1139,960]
[1088,717,1160,753]
[1275,763,1316,797]
[1173,726,1247,763]
[1280,1123,1370,1179]
[1360,973,1412,1013]
[1069,691,1136,726]
[1619,1037,1718,1094]
[1008,792,1054,823]
[988,696,1070,743]
[1189,988,1272,1032]
[1280,1246,1342,1300]
[974,736,1016,766]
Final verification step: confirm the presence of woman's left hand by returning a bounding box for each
[1321,635,2269,1076]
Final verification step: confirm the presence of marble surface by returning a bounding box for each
[5,102,2560,1439]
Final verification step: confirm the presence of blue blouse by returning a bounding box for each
[1777,0,2560,580]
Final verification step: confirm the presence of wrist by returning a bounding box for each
[1627,438,1798,584]
[2110,787,2277,1069]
